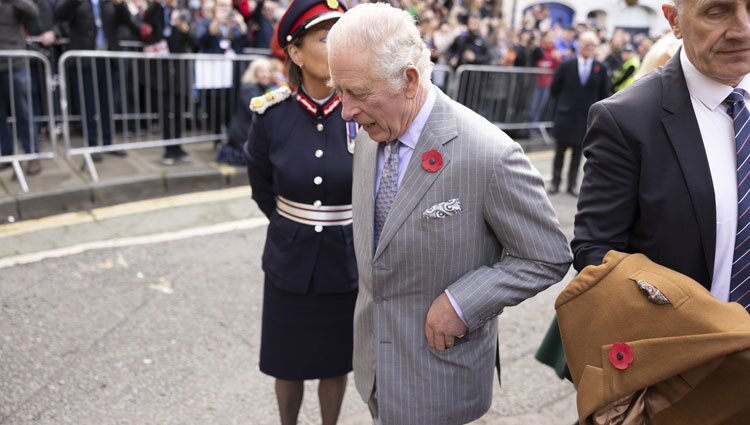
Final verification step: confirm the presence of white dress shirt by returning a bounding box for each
[681,48,750,301]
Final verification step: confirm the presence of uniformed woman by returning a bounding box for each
[243,1,356,424]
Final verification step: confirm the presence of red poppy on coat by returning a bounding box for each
[593,64,601,74]
[609,342,634,370]
[421,149,443,173]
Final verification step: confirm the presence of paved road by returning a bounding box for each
[0,151,582,424]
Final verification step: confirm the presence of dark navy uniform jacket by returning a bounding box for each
[244,87,358,294]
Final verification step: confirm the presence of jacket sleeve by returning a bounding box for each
[13,0,39,21]
[54,0,79,22]
[571,101,639,272]
[446,142,573,331]
[550,61,565,98]
[244,114,276,218]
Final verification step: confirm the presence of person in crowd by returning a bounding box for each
[55,0,134,162]
[446,13,490,68]
[512,29,536,67]
[219,57,271,165]
[327,3,571,424]
[554,26,577,60]
[528,30,561,124]
[0,0,42,175]
[548,31,609,196]
[142,0,197,165]
[573,0,750,311]
[602,27,627,80]
[610,42,640,93]
[195,0,249,149]
[247,0,276,48]
[199,0,249,53]
[243,0,356,424]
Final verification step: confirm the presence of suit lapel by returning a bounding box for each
[660,52,716,281]
[373,90,457,260]
[354,130,379,264]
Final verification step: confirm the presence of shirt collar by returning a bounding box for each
[398,85,437,150]
[681,48,750,111]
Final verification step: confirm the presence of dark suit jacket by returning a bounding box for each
[572,51,716,291]
[550,57,609,147]
[54,0,133,51]
[141,2,196,94]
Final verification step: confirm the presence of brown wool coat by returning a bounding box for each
[556,251,750,424]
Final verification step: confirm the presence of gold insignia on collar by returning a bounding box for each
[326,0,338,9]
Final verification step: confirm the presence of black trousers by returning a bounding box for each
[551,143,583,189]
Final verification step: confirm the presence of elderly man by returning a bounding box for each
[548,31,609,196]
[573,0,750,310]
[327,4,572,424]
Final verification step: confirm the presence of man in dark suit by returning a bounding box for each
[549,31,609,196]
[55,0,135,161]
[572,0,750,310]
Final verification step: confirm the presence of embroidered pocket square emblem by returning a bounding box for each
[422,198,462,219]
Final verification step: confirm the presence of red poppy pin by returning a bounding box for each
[593,64,601,74]
[421,149,443,173]
[608,342,634,370]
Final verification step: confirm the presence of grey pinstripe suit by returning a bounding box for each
[351,87,573,424]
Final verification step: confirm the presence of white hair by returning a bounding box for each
[328,3,433,92]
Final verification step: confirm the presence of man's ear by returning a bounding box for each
[404,66,420,99]
[662,4,683,39]
[288,44,304,68]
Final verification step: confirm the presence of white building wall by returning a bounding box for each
[504,0,673,37]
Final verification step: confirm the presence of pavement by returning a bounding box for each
[0,142,249,225]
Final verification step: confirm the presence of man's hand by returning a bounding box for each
[425,292,468,351]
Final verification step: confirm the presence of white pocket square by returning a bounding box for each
[422,198,462,219]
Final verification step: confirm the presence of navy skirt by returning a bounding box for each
[259,277,357,380]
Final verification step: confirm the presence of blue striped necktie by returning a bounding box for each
[728,88,750,312]
[373,140,400,248]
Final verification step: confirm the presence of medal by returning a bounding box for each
[346,121,358,154]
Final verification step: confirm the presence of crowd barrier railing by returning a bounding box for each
[448,65,556,145]
[58,50,265,182]
[0,50,57,192]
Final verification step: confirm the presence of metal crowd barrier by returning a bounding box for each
[431,64,454,95]
[58,50,265,181]
[0,50,57,192]
[448,65,556,145]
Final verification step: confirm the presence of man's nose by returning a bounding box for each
[728,5,750,39]
[340,94,358,121]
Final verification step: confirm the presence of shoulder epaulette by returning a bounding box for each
[250,86,292,114]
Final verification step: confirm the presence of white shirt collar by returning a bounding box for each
[398,85,437,150]
[680,48,750,111]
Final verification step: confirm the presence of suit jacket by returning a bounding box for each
[572,52,716,290]
[550,57,609,147]
[351,87,572,424]
[556,251,750,424]
[54,0,133,51]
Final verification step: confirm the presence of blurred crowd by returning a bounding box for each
[2,0,668,173]
[12,0,663,81]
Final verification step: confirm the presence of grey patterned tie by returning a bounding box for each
[374,140,400,247]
